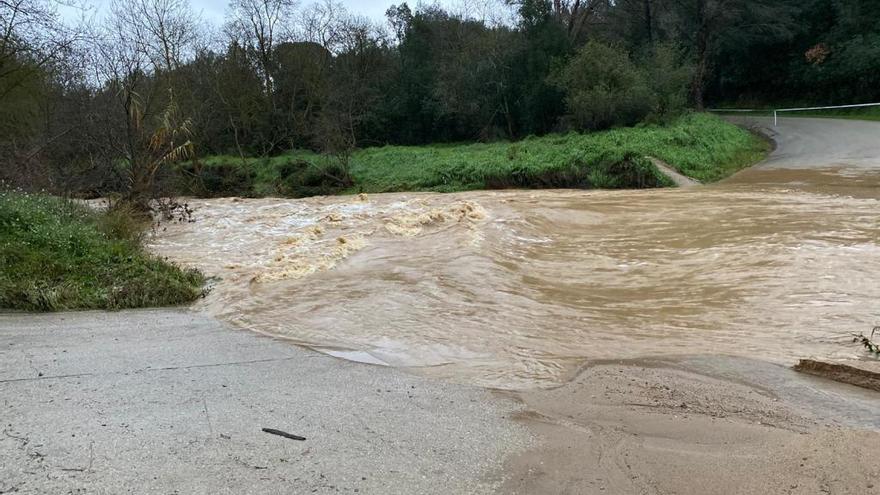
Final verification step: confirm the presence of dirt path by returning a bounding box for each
[648,156,701,186]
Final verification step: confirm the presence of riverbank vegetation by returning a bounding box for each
[0,190,205,311]
[182,113,765,197]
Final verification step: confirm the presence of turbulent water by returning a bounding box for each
[150,119,880,389]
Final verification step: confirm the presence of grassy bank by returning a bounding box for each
[182,113,767,197]
[0,191,205,311]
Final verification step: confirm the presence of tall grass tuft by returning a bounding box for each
[0,190,205,311]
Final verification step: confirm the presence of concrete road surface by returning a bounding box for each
[0,310,529,494]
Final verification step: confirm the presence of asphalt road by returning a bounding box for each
[0,310,529,494]
[730,116,880,169]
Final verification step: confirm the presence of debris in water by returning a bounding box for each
[793,359,880,392]
[851,327,879,355]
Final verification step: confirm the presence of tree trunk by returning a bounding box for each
[690,0,709,110]
[503,94,516,140]
[691,49,708,110]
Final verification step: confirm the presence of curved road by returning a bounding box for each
[729,116,880,169]
[2,117,879,494]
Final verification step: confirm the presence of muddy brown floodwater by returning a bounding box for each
[150,118,880,390]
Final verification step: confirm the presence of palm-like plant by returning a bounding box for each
[123,91,194,211]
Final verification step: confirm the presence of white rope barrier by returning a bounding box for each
[709,102,880,126]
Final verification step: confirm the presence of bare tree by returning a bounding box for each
[554,0,610,42]
[384,3,412,44]
[110,0,199,73]
[0,0,87,188]
[447,0,517,28]
[299,0,350,52]
[506,0,609,42]
[225,0,295,99]
[313,15,389,183]
[0,0,83,100]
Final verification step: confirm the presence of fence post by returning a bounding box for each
[774,110,778,127]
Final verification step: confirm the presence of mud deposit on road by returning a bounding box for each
[501,357,880,495]
[150,164,880,390]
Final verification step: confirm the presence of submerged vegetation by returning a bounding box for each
[0,190,204,311]
[852,328,880,356]
[182,113,766,197]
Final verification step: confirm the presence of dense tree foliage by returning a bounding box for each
[2,0,880,195]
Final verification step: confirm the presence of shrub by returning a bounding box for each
[179,160,256,197]
[642,43,694,123]
[589,152,672,188]
[277,158,352,198]
[551,41,655,131]
[95,201,149,245]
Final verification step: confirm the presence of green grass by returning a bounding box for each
[0,191,205,311]
[185,112,767,197]
[347,112,766,188]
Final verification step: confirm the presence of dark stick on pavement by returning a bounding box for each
[262,428,306,441]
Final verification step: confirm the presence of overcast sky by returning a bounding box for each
[192,0,399,24]
[64,0,462,25]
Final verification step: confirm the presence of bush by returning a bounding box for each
[482,151,669,189]
[642,43,694,123]
[178,160,257,197]
[95,202,153,242]
[277,158,352,198]
[551,41,655,131]
[589,152,673,188]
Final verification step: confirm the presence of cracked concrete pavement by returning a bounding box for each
[0,309,530,494]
